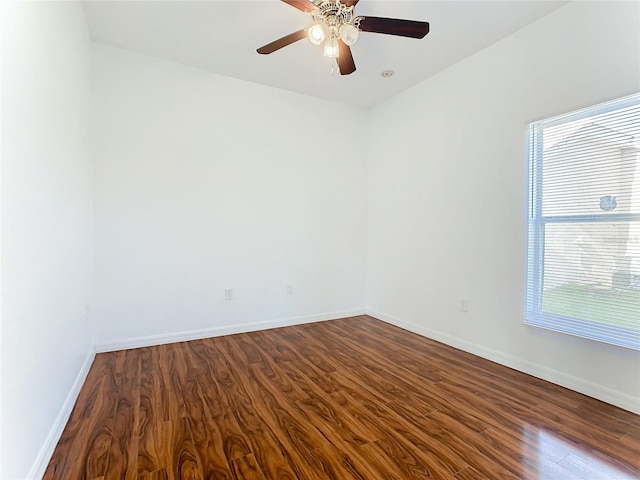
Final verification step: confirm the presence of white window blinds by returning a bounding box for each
[526,93,640,350]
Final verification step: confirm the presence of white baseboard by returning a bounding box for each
[27,345,96,480]
[367,308,640,415]
[95,309,367,353]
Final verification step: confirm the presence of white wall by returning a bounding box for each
[90,44,367,348]
[367,0,640,412]
[0,2,94,478]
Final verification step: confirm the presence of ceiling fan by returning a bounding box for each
[257,0,430,75]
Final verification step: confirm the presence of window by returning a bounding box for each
[526,94,640,350]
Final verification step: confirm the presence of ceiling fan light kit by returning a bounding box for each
[338,24,359,46]
[309,0,361,56]
[324,36,339,59]
[257,0,430,76]
[307,23,327,45]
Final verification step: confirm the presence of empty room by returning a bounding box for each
[1,0,639,479]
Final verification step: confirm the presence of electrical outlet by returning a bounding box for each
[459,298,468,313]
[224,288,233,301]
[286,284,293,295]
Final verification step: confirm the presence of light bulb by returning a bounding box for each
[308,23,326,46]
[324,37,338,58]
[339,24,359,46]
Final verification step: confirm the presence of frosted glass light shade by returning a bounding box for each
[308,23,327,45]
[323,37,339,58]
[339,24,359,46]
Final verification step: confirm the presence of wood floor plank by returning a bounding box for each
[327,392,441,479]
[105,348,141,480]
[44,353,120,480]
[273,349,342,398]
[356,439,434,480]
[355,316,589,412]
[156,343,188,420]
[558,453,640,480]
[223,334,309,403]
[137,347,170,477]
[142,418,202,480]
[205,342,302,480]
[67,354,120,423]
[293,447,368,480]
[250,330,298,364]
[139,468,169,480]
[216,335,340,480]
[46,316,640,480]
[453,465,513,480]
[330,389,470,477]
[324,322,640,475]
[230,454,266,480]
[181,380,235,480]
[296,389,377,448]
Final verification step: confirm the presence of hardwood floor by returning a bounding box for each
[44,316,640,479]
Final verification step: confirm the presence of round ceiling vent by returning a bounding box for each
[380,70,395,78]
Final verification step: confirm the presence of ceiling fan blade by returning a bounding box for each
[358,16,430,39]
[257,29,308,55]
[338,39,356,75]
[339,0,360,6]
[281,0,315,12]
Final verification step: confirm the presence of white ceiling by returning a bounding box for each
[82,0,568,109]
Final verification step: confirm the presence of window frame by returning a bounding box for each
[525,94,640,350]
